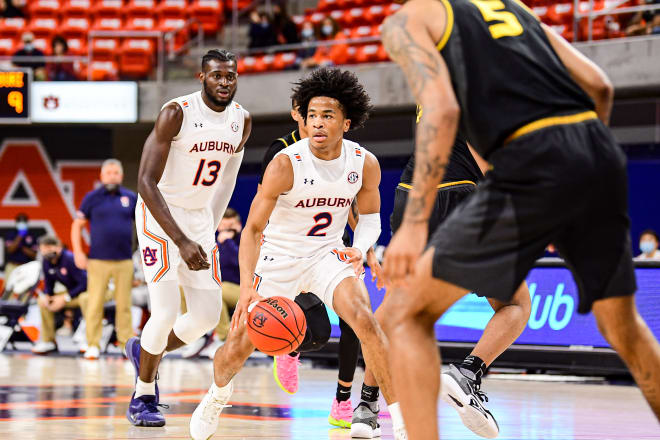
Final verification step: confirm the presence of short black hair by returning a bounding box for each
[641,229,659,242]
[15,212,27,222]
[38,235,61,247]
[291,68,372,130]
[52,35,68,53]
[202,49,237,70]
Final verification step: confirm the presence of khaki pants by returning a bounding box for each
[40,291,89,343]
[179,282,240,341]
[4,262,21,284]
[86,259,133,350]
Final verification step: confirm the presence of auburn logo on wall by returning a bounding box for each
[0,139,102,248]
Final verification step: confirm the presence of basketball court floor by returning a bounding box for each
[0,353,657,440]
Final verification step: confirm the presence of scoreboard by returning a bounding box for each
[0,69,30,124]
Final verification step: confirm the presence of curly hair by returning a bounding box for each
[291,68,373,130]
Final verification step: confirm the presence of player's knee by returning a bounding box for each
[194,302,222,334]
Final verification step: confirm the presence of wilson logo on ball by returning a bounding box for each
[265,298,289,319]
[252,313,267,328]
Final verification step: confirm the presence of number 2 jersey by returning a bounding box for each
[437,0,594,158]
[261,138,366,258]
[157,91,245,210]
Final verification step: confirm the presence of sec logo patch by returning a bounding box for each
[231,122,239,132]
[347,171,359,184]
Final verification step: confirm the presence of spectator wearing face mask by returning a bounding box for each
[301,17,347,68]
[248,9,276,49]
[3,213,38,281]
[70,159,137,360]
[46,36,77,81]
[635,229,660,261]
[12,32,46,80]
[298,21,318,67]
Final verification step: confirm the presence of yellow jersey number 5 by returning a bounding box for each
[470,0,523,39]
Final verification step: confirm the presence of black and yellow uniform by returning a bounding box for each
[390,138,483,238]
[259,129,302,184]
[425,0,635,312]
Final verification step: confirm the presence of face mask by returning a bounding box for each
[43,252,58,261]
[16,221,27,232]
[24,43,34,51]
[640,241,656,254]
[301,28,314,38]
[104,183,118,192]
[322,25,333,36]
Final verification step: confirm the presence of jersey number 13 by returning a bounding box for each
[192,159,221,186]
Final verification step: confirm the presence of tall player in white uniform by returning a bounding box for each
[190,68,407,440]
[126,49,252,427]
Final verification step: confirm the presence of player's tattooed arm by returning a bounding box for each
[382,2,459,225]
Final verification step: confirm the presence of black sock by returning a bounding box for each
[360,384,379,402]
[459,355,487,383]
[336,384,351,402]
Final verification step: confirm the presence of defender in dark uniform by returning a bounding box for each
[261,102,384,430]
[390,112,532,436]
[380,0,660,438]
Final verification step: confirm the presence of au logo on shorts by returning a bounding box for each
[143,247,158,266]
[252,312,267,328]
[347,171,359,184]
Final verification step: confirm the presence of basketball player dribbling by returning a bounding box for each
[125,49,252,427]
[261,99,387,431]
[189,68,407,440]
[380,0,660,438]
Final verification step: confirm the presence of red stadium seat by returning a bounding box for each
[343,8,368,27]
[317,0,338,12]
[90,37,119,61]
[125,0,156,20]
[119,38,155,77]
[29,18,59,41]
[155,0,187,21]
[363,5,385,25]
[62,0,92,20]
[329,9,345,26]
[252,55,268,74]
[261,54,277,71]
[547,3,573,25]
[550,24,574,40]
[33,38,51,54]
[159,18,188,51]
[384,3,402,16]
[292,14,305,29]
[354,43,379,64]
[0,39,16,56]
[272,52,296,70]
[89,60,119,80]
[532,6,548,21]
[309,12,326,25]
[336,0,358,10]
[376,44,388,62]
[60,18,90,41]
[29,0,61,20]
[0,18,26,42]
[126,17,156,30]
[189,0,223,35]
[241,56,257,74]
[349,25,372,40]
[66,37,88,54]
[92,17,123,32]
[91,0,123,20]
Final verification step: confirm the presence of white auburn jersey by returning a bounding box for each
[261,138,366,258]
[157,91,245,210]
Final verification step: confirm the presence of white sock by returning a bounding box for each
[135,378,156,398]
[388,402,405,429]
[211,381,232,400]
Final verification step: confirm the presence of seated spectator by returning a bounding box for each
[3,213,38,282]
[0,0,23,17]
[635,229,660,261]
[301,17,346,69]
[625,0,660,35]
[32,236,90,355]
[272,2,300,46]
[297,21,318,66]
[12,32,46,80]
[248,9,276,50]
[46,36,77,81]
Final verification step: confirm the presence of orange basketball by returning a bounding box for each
[247,296,307,356]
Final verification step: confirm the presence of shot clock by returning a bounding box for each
[0,69,31,123]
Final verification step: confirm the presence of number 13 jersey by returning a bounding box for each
[262,138,366,258]
[157,91,245,210]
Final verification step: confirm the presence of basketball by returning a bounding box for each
[246,296,307,356]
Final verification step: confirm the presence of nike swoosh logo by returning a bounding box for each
[448,394,464,408]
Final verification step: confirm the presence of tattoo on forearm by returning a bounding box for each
[351,199,360,222]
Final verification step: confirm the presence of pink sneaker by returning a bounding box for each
[328,398,352,428]
[273,353,300,394]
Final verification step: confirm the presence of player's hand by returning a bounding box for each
[178,238,210,271]
[366,247,386,290]
[341,247,365,277]
[383,222,428,285]
[232,287,263,331]
[73,251,88,270]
